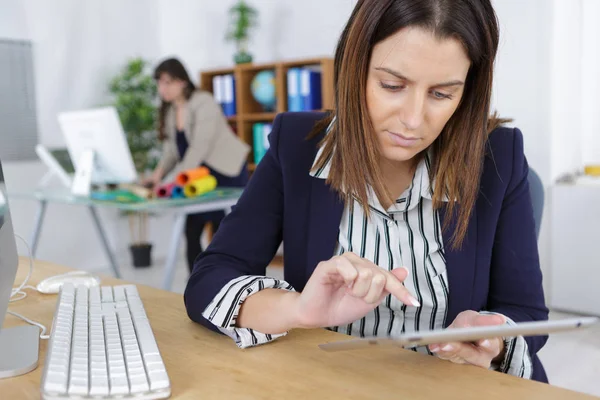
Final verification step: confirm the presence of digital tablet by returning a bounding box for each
[319,317,599,352]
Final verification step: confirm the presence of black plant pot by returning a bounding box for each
[130,243,153,268]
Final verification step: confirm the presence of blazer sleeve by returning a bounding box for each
[183,113,286,332]
[486,128,549,356]
[173,94,220,175]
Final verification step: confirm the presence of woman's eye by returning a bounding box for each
[431,90,452,100]
[379,82,404,91]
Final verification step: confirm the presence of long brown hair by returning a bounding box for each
[311,0,506,249]
[153,58,196,141]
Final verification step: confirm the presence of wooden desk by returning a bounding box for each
[1,259,596,400]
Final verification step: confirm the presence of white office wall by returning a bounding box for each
[24,0,162,147]
[156,0,355,83]
[581,0,600,166]
[492,0,554,185]
[0,0,28,40]
[550,0,583,182]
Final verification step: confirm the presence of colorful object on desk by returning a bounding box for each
[90,190,144,203]
[171,186,185,199]
[156,182,176,198]
[119,183,152,200]
[176,166,210,186]
[584,165,600,177]
[183,175,218,198]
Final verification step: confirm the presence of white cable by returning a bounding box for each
[10,234,34,302]
[6,310,50,339]
[7,233,50,339]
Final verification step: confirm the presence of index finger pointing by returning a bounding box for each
[383,272,420,307]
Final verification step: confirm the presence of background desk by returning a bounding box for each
[550,183,600,316]
[1,259,596,400]
[10,189,243,290]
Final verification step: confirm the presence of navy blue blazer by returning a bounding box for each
[184,112,549,382]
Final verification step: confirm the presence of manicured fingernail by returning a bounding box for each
[410,296,420,307]
[442,344,454,352]
[430,345,439,352]
[481,340,491,348]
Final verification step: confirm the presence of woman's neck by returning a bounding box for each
[173,95,187,108]
[379,158,416,202]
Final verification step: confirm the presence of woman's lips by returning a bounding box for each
[386,130,420,147]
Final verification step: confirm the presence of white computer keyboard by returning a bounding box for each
[40,283,171,400]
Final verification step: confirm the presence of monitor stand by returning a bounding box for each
[71,149,95,197]
[35,144,73,189]
[0,325,40,379]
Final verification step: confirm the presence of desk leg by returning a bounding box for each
[88,206,121,279]
[161,212,186,291]
[29,200,48,257]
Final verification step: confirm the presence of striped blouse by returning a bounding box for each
[202,148,533,379]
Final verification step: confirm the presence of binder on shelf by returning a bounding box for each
[222,74,236,117]
[253,123,265,164]
[252,122,273,165]
[262,123,272,158]
[300,68,322,111]
[212,75,225,113]
[287,68,303,112]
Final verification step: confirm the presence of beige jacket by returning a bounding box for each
[157,91,250,177]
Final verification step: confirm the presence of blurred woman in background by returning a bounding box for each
[145,57,250,273]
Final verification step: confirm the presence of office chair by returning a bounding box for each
[527,167,544,239]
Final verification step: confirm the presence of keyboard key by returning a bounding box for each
[110,377,129,395]
[43,375,68,394]
[113,286,127,301]
[123,285,139,298]
[130,375,150,393]
[101,286,113,302]
[149,371,170,391]
[89,379,109,396]
[68,377,88,395]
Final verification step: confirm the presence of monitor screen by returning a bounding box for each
[0,162,19,331]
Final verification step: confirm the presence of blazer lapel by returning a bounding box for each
[304,177,344,286]
[439,204,478,327]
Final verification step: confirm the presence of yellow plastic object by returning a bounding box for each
[183,175,218,197]
[584,165,600,176]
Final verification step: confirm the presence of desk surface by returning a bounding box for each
[10,188,243,211]
[1,259,596,400]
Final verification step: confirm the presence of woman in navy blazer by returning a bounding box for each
[185,0,549,383]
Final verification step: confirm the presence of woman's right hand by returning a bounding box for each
[291,252,419,330]
[140,168,164,189]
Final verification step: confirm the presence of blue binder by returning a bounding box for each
[223,74,236,116]
[300,69,322,111]
[287,68,303,112]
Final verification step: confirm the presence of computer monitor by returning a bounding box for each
[57,107,138,196]
[0,160,39,379]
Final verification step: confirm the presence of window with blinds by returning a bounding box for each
[0,39,38,161]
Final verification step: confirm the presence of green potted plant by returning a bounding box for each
[108,57,159,268]
[226,0,259,64]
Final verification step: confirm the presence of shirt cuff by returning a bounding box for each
[480,311,533,379]
[202,275,296,349]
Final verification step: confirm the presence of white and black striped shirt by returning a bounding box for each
[202,148,532,378]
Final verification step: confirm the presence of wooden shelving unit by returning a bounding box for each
[200,57,334,173]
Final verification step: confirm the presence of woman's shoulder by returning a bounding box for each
[188,90,217,109]
[268,111,328,170]
[482,125,528,186]
[271,111,328,150]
